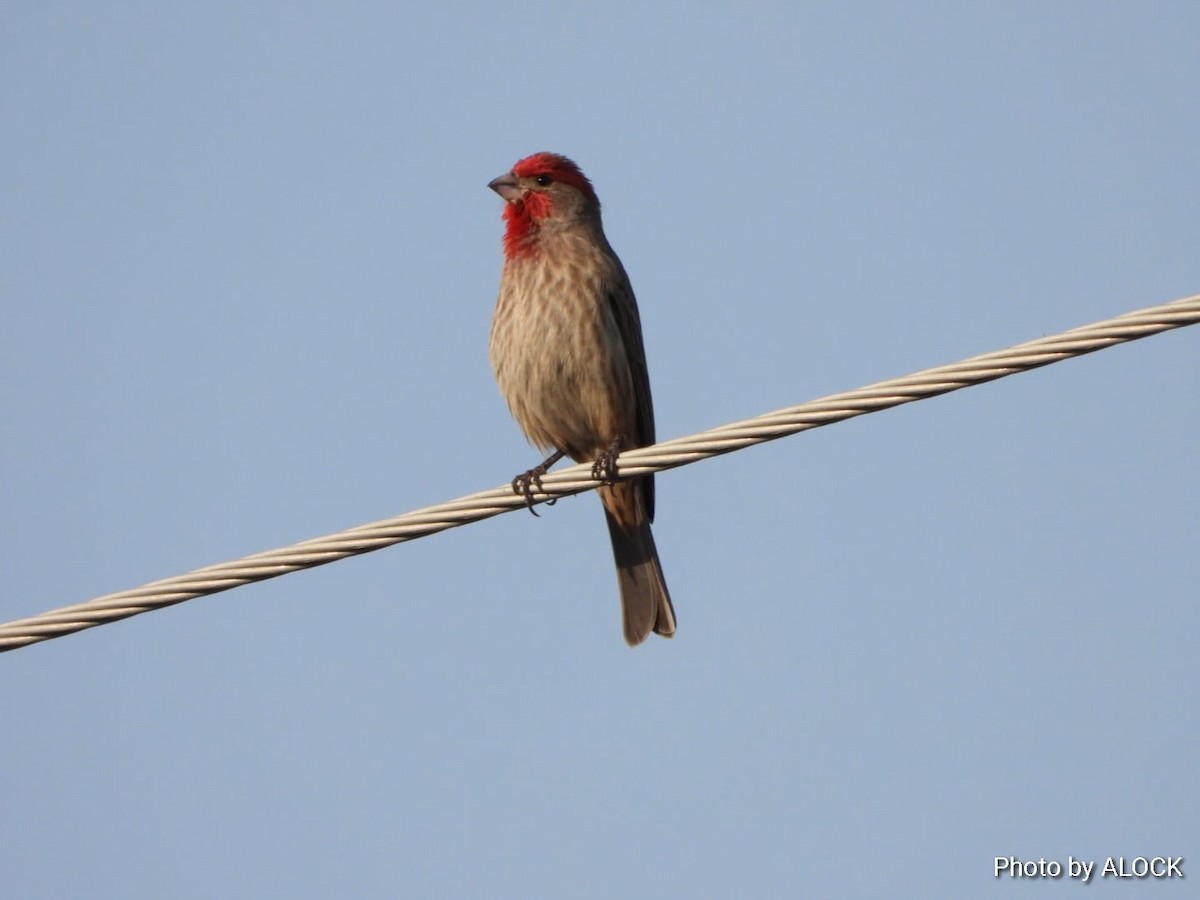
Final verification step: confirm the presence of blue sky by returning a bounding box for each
[2,3,1197,897]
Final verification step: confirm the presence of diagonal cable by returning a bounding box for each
[2,293,1197,653]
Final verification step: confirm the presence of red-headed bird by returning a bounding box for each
[488,152,675,646]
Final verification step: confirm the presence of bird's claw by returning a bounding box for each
[510,449,565,516]
[512,468,557,516]
[591,436,624,485]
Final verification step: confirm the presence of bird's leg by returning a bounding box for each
[512,449,566,516]
[591,435,624,485]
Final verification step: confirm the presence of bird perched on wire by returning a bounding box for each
[487,152,675,646]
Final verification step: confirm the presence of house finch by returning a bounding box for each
[488,152,675,646]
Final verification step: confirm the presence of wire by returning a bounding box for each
[2,293,1197,653]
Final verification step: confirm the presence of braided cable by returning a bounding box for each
[2,293,1197,653]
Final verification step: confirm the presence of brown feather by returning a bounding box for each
[488,152,674,645]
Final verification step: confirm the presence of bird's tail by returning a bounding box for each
[601,482,675,646]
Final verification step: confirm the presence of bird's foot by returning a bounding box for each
[591,435,624,485]
[511,449,566,516]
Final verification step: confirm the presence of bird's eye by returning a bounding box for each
[534,174,552,187]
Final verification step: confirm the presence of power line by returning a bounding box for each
[2,293,1197,653]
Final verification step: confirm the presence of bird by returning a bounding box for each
[487,152,675,646]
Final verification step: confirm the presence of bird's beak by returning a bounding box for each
[488,173,522,202]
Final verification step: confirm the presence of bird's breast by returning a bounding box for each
[489,250,635,460]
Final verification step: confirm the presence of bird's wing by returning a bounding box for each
[607,271,657,522]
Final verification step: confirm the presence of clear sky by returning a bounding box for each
[2,3,1197,897]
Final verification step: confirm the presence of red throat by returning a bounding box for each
[501,192,554,260]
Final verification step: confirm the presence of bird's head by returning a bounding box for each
[489,152,599,258]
